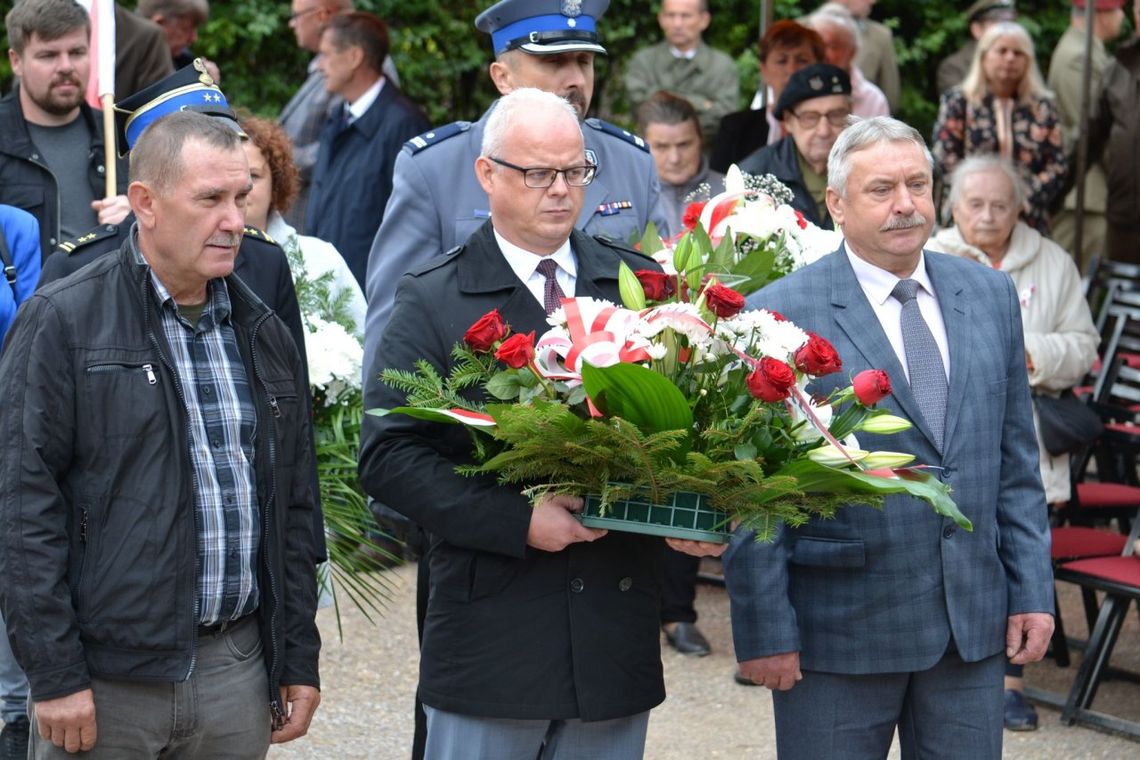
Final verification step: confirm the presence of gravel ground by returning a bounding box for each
[269,562,1140,760]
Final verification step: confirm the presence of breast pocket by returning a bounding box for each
[83,359,166,439]
[790,535,866,568]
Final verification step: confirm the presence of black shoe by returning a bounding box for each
[663,622,711,656]
[734,667,761,686]
[0,716,29,760]
[1003,689,1039,731]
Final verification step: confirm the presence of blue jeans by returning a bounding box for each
[0,612,29,723]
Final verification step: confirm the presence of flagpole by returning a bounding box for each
[102,94,116,197]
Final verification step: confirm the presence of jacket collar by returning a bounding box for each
[0,87,104,159]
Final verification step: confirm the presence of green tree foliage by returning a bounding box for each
[0,2,1100,149]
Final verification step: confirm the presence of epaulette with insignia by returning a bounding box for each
[584,118,650,153]
[403,122,472,155]
[408,246,464,277]
[57,224,118,255]
[593,234,654,260]
[243,225,277,245]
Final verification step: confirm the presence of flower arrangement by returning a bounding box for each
[638,166,843,298]
[373,203,968,542]
[285,243,393,627]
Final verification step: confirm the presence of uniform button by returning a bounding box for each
[211,438,221,448]
[618,577,633,592]
[202,385,212,395]
[97,165,105,174]
[943,526,955,539]
[569,578,584,593]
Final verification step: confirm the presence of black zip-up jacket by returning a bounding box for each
[0,241,321,713]
[0,88,129,260]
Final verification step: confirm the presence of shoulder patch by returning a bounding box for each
[584,118,650,153]
[57,224,118,255]
[243,225,276,245]
[403,121,472,155]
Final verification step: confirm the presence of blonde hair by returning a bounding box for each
[960,21,1050,103]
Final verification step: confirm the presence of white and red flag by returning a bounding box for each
[76,0,116,109]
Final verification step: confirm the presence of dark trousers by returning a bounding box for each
[660,547,700,625]
[1106,221,1140,265]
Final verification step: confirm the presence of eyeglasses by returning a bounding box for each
[490,157,597,188]
[288,6,320,22]
[788,108,851,129]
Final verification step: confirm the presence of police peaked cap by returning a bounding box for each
[475,0,610,56]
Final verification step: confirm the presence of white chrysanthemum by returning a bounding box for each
[304,315,364,404]
[721,309,808,360]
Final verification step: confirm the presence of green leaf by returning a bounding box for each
[485,371,523,400]
[618,261,647,310]
[638,222,664,256]
[772,459,971,530]
[734,442,758,460]
[732,246,776,292]
[581,362,693,436]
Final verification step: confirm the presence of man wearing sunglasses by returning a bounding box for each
[739,63,853,230]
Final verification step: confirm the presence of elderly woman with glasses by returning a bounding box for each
[931,21,1066,232]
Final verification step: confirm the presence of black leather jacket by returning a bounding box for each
[0,241,321,711]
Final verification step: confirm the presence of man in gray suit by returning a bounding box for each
[362,0,670,362]
[725,116,1054,759]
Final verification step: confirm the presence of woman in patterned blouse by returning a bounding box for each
[931,21,1066,232]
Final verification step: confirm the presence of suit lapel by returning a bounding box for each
[829,249,941,451]
[456,222,548,332]
[926,253,971,449]
[569,230,620,301]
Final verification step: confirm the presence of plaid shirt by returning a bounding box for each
[134,238,260,626]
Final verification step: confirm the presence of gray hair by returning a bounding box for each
[137,0,209,24]
[947,155,1026,209]
[5,0,90,54]
[827,116,934,198]
[481,88,581,159]
[961,21,1050,103]
[129,111,242,195]
[807,3,860,53]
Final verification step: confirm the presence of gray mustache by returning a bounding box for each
[208,236,241,247]
[880,213,928,232]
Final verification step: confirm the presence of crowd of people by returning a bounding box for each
[0,0,1136,757]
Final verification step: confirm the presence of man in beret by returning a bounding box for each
[936,1,1017,94]
[1048,0,1126,270]
[738,63,853,229]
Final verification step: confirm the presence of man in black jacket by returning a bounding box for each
[360,87,722,759]
[0,0,130,260]
[0,112,321,758]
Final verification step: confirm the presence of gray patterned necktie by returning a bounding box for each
[535,258,566,315]
[891,278,948,449]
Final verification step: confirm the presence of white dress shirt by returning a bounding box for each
[494,230,578,311]
[845,246,950,382]
[345,77,386,124]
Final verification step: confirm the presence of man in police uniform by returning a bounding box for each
[362,0,670,366]
[38,61,307,363]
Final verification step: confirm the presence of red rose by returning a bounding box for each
[852,369,892,405]
[746,357,796,402]
[704,283,746,318]
[795,333,843,376]
[682,201,707,230]
[635,270,676,301]
[495,331,535,369]
[464,309,508,352]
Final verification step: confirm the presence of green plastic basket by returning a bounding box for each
[579,490,731,544]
